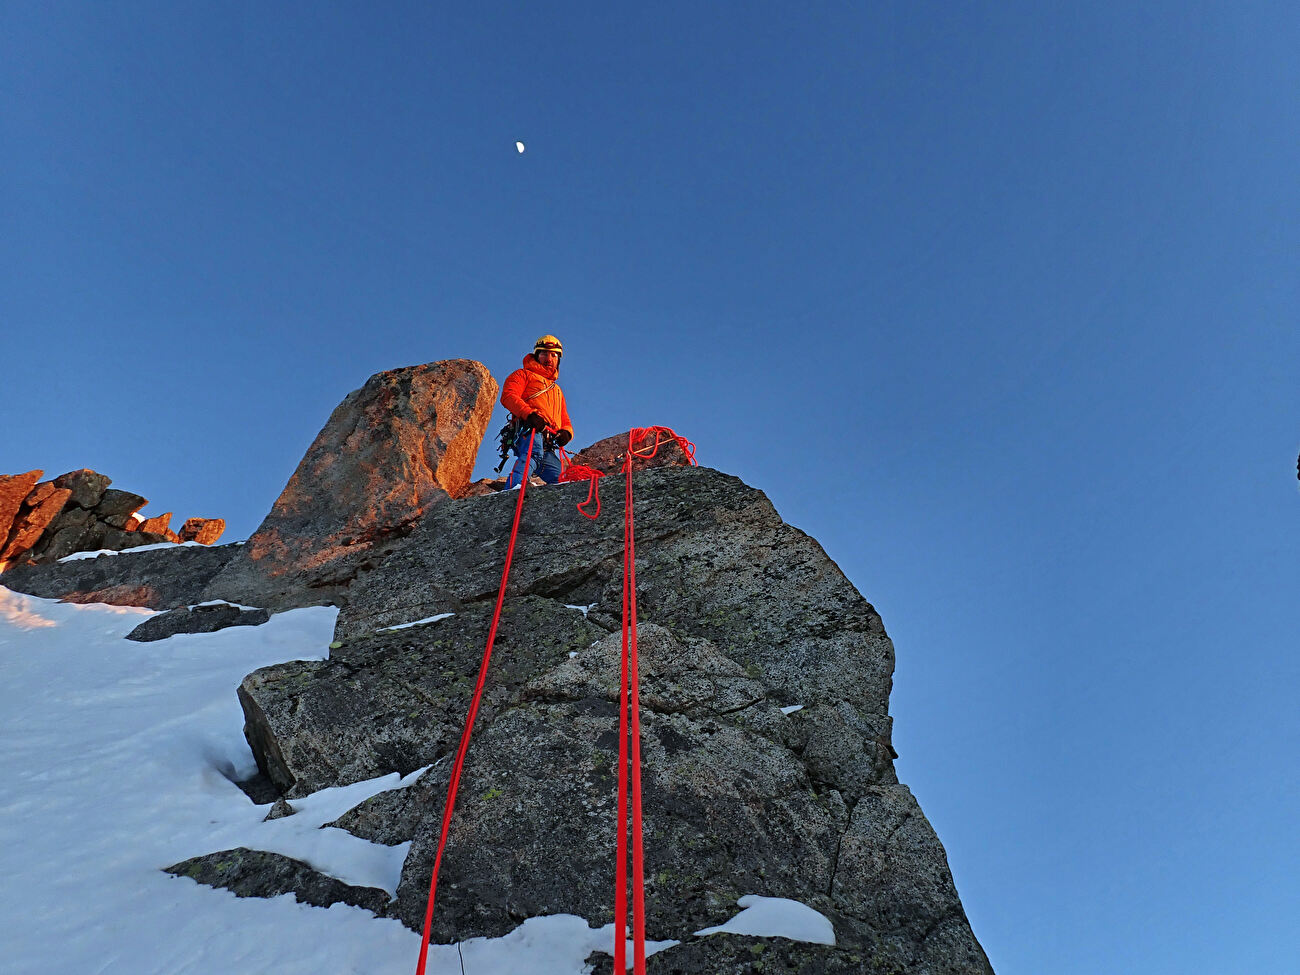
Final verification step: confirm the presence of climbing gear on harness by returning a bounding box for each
[533,334,563,357]
[492,416,522,473]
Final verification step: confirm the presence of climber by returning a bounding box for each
[500,335,573,489]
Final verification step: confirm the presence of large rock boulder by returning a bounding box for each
[199,466,994,971]
[201,359,497,611]
[94,488,148,527]
[126,601,270,642]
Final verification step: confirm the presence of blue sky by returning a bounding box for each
[4,3,1297,972]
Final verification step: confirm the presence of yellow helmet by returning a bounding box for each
[533,334,563,358]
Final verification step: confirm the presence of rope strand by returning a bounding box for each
[414,429,538,975]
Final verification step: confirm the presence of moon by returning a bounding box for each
[516,141,525,153]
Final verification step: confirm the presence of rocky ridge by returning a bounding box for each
[0,468,225,570]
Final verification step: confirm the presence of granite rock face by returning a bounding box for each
[238,595,604,798]
[200,359,498,611]
[334,467,895,721]
[208,465,990,971]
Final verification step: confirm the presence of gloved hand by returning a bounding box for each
[554,429,572,447]
[524,412,547,432]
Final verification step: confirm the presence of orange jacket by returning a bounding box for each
[501,355,573,437]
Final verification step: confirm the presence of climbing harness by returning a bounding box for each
[414,425,696,975]
[494,380,562,473]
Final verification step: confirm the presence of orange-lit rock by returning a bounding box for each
[180,518,226,545]
[0,483,73,563]
[202,359,498,609]
[137,513,173,536]
[1,471,44,551]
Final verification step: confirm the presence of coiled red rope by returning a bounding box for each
[558,425,696,524]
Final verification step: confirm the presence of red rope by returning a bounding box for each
[414,429,538,975]
[627,426,698,466]
[558,450,604,520]
[414,425,694,975]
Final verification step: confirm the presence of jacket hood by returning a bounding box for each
[522,354,559,380]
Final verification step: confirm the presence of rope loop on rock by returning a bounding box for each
[624,426,698,469]
[557,449,604,520]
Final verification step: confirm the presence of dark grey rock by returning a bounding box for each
[387,699,849,943]
[164,848,389,915]
[237,595,604,798]
[587,934,895,975]
[95,488,148,525]
[24,506,104,563]
[125,602,270,642]
[235,770,279,805]
[829,786,995,974]
[1,542,241,610]
[52,469,112,509]
[264,799,296,821]
[336,467,895,716]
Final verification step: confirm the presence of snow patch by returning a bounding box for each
[376,612,455,632]
[780,704,804,715]
[563,603,597,617]
[194,599,265,612]
[694,895,836,945]
[198,768,431,897]
[57,540,207,562]
[0,586,710,973]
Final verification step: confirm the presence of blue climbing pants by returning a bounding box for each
[505,427,561,488]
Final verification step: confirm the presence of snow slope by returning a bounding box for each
[0,587,831,974]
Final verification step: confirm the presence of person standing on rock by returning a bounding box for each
[501,335,573,488]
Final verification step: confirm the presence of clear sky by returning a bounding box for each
[4,3,1297,972]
